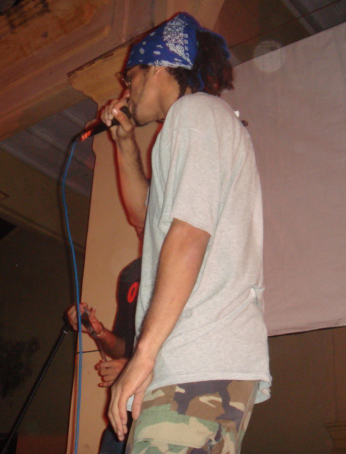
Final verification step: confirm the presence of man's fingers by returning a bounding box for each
[108,383,129,440]
[107,402,117,435]
[132,391,145,421]
[110,106,133,133]
[66,306,77,330]
[95,360,106,371]
[66,303,90,331]
[102,99,125,125]
[118,391,129,430]
[99,369,117,379]
[108,384,126,440]
[99,379,114,387]
[108,389,119,434]
[96,362,118,373]
[89,307,96,318]
[100,98,134,138]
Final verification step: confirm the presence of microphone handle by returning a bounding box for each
[78,106,131,142]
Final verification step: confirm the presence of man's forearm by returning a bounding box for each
[97,328,126,359]
[101,98,149,227]
[136,219,210,359]
[116,136,149,228]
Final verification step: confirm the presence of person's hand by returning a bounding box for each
[108,350,155,440]
[66,302,103,334]
[100,95,135,142]
[96,358,129,387]
[66,303,87,331]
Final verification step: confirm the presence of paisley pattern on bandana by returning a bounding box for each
[152,59,190,68]
[162,16,193,68]
[126,12,230,72]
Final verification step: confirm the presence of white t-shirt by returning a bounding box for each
[136,92,271,403]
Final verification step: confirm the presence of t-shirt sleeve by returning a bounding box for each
[158,126,221,236]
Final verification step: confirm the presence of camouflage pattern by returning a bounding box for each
[126,380,258,454]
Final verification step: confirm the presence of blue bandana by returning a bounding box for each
[126,12,230,71]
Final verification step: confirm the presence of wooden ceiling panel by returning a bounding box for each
[0,0,110,68]
[215,0,262,46]
[0,0,154,141]
[215,0,310,62]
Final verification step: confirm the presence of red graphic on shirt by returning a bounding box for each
[127,282,139,303]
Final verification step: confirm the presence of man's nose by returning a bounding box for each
[123,88,130,100]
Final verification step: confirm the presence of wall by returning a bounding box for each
[0,145,90,453]
[0,149,90,251]
[0,226,84,453]
[224,22,346,334]
[243,327,345,453]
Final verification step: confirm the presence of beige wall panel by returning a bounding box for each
[67,351,109,454]
[67,119,157,452]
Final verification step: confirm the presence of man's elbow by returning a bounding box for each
[170,219,211,252]
[128,209,146,231]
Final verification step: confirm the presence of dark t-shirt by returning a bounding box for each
[113,257,141,359]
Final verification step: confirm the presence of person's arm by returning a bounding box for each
[66,303,126,359]
[101,98,149,228]
[95,323,126,359]
[108,218,210,440]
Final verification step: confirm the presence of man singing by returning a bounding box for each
[101,12,271,453]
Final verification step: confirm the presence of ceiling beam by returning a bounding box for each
[194,0,226,29]
[0,0,154,141]
[68,0,227,104]
[68,44,129,104]
[153,0,225,31]
[0,0,111,69]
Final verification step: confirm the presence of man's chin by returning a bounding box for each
[131,110,144,127]
[134,118,145,127]
[133,117,151,128]
[131,104,156,127]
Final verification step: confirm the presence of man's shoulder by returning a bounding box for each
[177,92,230,111]
[168,92,235,129]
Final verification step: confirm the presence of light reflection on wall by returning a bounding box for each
[254,40,285,72]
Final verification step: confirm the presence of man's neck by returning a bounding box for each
[157,71,192,120]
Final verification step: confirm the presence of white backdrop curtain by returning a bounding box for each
[223,22,346,335]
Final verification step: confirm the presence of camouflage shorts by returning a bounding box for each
[126,380,258,454]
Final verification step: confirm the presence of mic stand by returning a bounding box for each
[0,320,72,454]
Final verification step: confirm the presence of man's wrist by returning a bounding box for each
[117,133,136,150]
[136,336,161,361]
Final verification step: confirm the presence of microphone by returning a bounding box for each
[77,106,131,142]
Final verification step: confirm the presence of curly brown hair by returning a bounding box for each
[139,29,233,98]
[167,29,233,97]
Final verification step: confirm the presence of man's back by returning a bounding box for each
[137,92,270,402]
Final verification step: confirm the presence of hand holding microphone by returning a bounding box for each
[66,302,103,334]
[78,98,133,142]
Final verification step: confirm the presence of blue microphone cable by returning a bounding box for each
[61,139,83,454]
